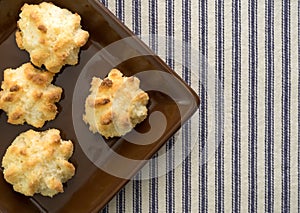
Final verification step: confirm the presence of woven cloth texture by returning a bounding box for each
[99,0,298,212]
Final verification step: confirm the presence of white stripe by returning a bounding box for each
[190,2,200,210]
[125,1,132,31]
[126,181,134,212]
[140,0,149,41]
[157,168,166,213]
[155,1,166,59]
[151,5,166,213]
[223,0,234,211]
[173,0,184,211]
[240,0,249,210]
[256,0,266,210]
[107,0,116,16]
[289,0,298,209]
[141,179,150,213]
[205,0,217,212]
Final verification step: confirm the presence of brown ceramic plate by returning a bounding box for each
[0,0,199,212]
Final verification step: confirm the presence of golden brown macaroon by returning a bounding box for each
[83,69,149,139]
[0,63,62,128]
[1,129,75,197]
[15,2,89,73]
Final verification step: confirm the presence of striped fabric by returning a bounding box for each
[99,0,299,212]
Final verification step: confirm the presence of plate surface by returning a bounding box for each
[0,0,200,212]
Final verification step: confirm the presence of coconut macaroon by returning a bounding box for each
[0,63,62,128]
[1,129,75,197]
[83,69,149,139]
[15,2,89,73]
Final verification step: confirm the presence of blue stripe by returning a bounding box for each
[101,204,109,213]
[132,0,141,36]
[165,0,175,212]
[282,0,290,211]
[148,1,158,213]
[215,0,225,212]
[116,0,124,22]
[248,0,257,212]
[101,0,108,7]
[165,26,175,213]
[131,2,142,213]
[133,172,142,213]
[265,0,274,211]
[199,0,208,212]
[166,138,175,213]
[182,0,191,212]
[182,0,191,85]
[232,0,241,211]
[166,0,174,68]
[149,154,158,213]
[149,0,158,52]
[116,188,125,213]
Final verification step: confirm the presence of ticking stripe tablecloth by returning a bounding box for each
[99,0,298,212]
